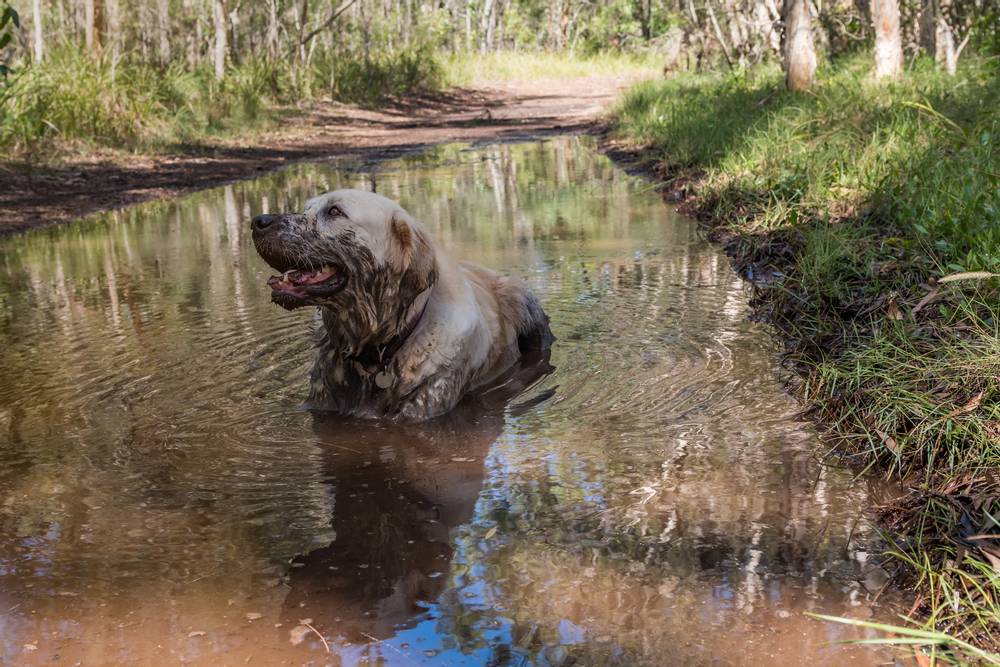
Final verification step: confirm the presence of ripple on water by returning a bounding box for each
[0,137,898,666]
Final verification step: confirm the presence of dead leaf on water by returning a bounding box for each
[289,625,311,646]
[484,526,497,540]
[188,631,207,638]
[245,612,263,621]
[22,644,37,652]
[450,457,474,462]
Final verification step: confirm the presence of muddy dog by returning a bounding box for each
[251,189,553,421]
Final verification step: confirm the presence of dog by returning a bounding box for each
[251,189,553,421]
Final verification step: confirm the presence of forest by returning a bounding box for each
[1,0,1000,664]
[1,0,994,153]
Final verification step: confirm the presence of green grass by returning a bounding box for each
[443,49,660,84]
[611,53,1000,658]
[0,45,444,156]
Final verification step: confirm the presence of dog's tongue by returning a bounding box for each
[267,267,336,294]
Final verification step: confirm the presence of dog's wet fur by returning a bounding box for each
[251,189,553,421]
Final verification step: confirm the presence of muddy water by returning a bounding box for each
[0,138,899,666]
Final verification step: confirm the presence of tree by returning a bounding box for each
[782,0,817,91]
[872,0,903,78]
[28,0,42,62]
[212,0,227,80]
[0,2,18,79]
[920,0,967,74]
[156,0,171,64]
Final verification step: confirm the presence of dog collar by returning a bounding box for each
[352,290,431,389]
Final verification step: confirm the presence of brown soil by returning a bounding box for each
[0,76,636,236]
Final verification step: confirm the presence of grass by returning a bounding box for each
[610,53,1000,659]
[442,49,660,84]
[0,44,444,156]
[0,47,652,159]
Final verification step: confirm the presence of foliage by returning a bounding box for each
[612,54,1000,653]
[0,43,444,154]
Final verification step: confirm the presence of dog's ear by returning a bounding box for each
[388,211,437,296]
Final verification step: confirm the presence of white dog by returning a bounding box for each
[251,189,553,421]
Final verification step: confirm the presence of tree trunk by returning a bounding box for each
[782,0,816,91]
[106,0,120,63]
[213,0,227,80]
[706,0,734,68]
[156,0,171,64]
[480,0,496,53]
[266,0,279,60]
[872,0,903,79]
[31,0,44,63]
[84,0,100,54]
[920,0,957,74]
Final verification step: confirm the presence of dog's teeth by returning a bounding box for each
[322,265,333,274]
[282,270,293,281]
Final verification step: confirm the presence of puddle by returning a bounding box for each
[0,137,901,665]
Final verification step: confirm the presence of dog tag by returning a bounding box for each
[374,371,395,389]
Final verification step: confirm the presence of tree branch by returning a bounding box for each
[290,0,358,55]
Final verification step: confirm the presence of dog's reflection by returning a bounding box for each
[280,353,553,643]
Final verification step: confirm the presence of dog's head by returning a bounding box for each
[251,189,437,329]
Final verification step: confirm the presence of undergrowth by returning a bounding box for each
[0,44,444,156]
[612,53,1000,659]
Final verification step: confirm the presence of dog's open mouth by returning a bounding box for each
[266,265,346,309]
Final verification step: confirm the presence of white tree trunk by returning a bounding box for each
[935,13,957,74]
[84,0,96,52]
[213,0,227,80]
[872,0,903,79]
[922,0,958,74]
[266,0,279,59]
[480,0,495,53]
[783,0,816,91]
[31,0,44,62]
[106,0,120,63]
[157,0,171,64]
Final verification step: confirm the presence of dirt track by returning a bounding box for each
[0,75,637,235]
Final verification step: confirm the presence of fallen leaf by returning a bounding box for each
[886,298,904,320]
[484,526,497,540]
[450,457,474,462]
[874,428,899,454]
[910,287,940,317]
[23,644,37,652]
[245,612,263,621]
[945,391,985,419]
[188,631,206,638]
[977,545,1000,574]
[938,271,999,283]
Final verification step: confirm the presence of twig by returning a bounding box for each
[301,620,330,653]
[704,0,735,69]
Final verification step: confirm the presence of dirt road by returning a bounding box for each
[0,75,637,235]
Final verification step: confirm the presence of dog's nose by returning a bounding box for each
[252,214,279,232]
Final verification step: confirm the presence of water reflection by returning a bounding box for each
[0,137,899,665]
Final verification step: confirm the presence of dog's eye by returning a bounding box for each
[327,205,346,219]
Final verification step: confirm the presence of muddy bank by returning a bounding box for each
[0,76,634,236]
